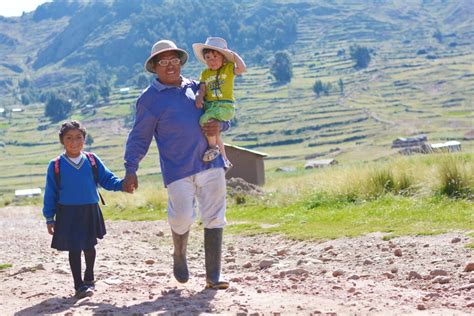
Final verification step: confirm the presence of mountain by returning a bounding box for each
[0,0,299,95]
[1,0,470,96]
[0,0,473,196]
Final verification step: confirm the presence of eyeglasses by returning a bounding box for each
[157,58,181,67]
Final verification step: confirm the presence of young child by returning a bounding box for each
[192,37,246,168]
[42,120,124,299]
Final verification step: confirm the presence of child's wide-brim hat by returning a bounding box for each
[144,40,188,73]
[192,37,235,65]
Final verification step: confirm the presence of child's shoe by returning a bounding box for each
[224,159,233,173]
[74,285,94,299]
[84,280,95,290]
[203,146,220,162]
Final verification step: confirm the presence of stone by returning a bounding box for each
[432,276,451,284]
[408,271,422,280]
[258,259,274,269]
[430,269,448,276]
[464,262,474,272]
[417,304,426,310]
[242,261,252,268]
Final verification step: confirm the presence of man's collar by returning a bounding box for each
[152,76,191,91]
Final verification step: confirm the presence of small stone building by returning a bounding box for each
[427,141,462,153]
[391,134,427,148]
[224,144,268,186]
[15,188,42,198]
[304,159,338,169]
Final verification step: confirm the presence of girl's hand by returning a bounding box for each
[47,223,55,235]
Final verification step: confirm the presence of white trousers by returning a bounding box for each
[167,168,227,235]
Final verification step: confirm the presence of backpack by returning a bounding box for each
[54,151,106,205]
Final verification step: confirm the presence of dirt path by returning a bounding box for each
[0,206,473,315]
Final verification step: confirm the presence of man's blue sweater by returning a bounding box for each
[124,76,227,187]
[42,153,123,223]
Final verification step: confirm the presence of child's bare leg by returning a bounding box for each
[216,133,227,161]
[203,134,220,162]
[207,135,217,148]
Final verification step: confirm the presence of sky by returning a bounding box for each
[0,0,51,17]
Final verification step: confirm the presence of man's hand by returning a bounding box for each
[202,119,220,137]
[123,173,138,193]
[47,223,55,235]
[195,95,204,109]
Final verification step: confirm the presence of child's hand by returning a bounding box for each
[195,95,204,109]
[47,223,55,235]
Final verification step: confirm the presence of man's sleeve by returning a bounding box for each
[42,161,58,223]
[124,99,158,175]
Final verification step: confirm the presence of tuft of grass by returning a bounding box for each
[396,172,415,195]
[96,153,473,240]
[0,263,12,270]
[101,184,168,221]
[366,168,396,198]
[437,155,473,199]
[226,194,473,240]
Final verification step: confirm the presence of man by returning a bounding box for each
[123,40,229,289]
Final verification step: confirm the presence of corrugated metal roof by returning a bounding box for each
[224,143,268,157]
[15,188,42,196]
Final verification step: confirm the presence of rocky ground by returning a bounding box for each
[0,205,473,315]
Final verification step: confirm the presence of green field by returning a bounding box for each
[0,1,473,205]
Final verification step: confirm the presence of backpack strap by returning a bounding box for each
[84,151,106,206]
[53,155,61,189]
[84,152,99,183]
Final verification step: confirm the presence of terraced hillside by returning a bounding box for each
[230,0,473,167]
[0,0,473,199]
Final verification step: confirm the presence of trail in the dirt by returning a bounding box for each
[0,206,473,315]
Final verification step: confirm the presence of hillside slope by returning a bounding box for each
[0,0,473,197]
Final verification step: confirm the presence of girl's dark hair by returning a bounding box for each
[58,120,87,144]
[202,48,224,58]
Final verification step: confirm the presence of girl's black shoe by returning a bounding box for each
[74,285,93,299]
[84,280,95,290]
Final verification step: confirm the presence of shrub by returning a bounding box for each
[44,93,73,121]
[350,45,371,69]
[270,51,293,84]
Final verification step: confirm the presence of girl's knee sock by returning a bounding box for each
[68,250,82,290]
[83,247,96,282]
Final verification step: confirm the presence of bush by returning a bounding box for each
[44,93,72,121]
[417,49,427,55]
[350,45,371,69]
[270,51,293,84]
[313,80,333,97]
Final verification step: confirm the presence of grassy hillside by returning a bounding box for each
[0,0,473,201]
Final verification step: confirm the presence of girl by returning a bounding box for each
[192,37,246,169]
[42,120,124,298]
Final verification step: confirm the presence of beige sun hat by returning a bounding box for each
[192,37,235,65]
[144,40,189,73]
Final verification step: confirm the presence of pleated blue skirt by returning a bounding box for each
[51,203,106,251]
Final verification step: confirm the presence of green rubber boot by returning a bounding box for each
[172,230,189,283]
[204,228,229,289]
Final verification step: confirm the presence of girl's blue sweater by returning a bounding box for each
[42,153,123,223]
